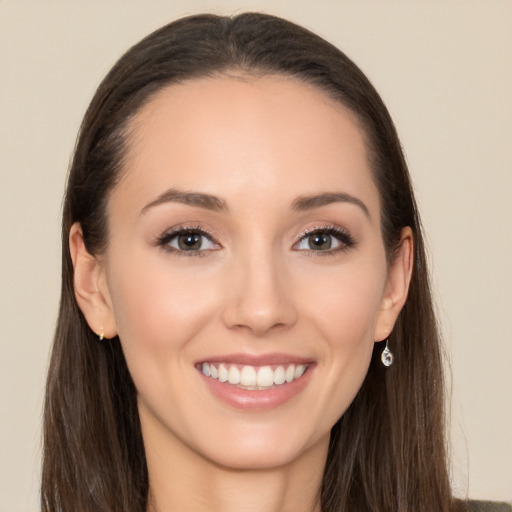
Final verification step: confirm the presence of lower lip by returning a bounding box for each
[199,366,313,411]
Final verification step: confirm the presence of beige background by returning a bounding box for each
[1,1,511,510]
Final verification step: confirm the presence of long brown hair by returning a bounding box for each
[43,13,454,512]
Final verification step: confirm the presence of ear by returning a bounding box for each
[69,222,117,339]
[374,227,414,342]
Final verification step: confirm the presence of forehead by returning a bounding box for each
[115,74,379,219]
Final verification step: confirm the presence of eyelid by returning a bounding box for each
[293,224,356,253]
[154,223,355,256]
[155,224,221,255]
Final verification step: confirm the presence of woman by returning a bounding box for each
[41,12,495,512]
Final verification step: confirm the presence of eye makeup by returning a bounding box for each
[153,221,357,259]
[155,225,221,257]
[293,224,357,256]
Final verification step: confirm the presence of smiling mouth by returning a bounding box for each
[199,362,309,390]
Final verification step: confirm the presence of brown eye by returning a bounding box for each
[295,231,341,251]
[177,233,203,250]
[307,233,332,250]
[293,226,355,254]
[160,229,219,253]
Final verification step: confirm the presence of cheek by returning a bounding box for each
[105,250,222,362]
[294,258,387,416]
[298,258,387,345]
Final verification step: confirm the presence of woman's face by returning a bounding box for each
[93,75,409,470]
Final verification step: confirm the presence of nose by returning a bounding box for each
[221,249,298,337]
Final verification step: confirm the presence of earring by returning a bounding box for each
[96,327,105,341]
[381,339,393,367]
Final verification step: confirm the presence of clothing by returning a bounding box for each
[465,501,512,512]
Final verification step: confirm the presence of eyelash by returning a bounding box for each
[155,224,356,257]
[293,225,356,256]
[156,225,220,257]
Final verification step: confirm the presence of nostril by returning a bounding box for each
[220,264,298,334]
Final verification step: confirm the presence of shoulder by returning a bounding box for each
[462,501,512,512]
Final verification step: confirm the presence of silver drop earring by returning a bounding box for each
[381,339,393,367]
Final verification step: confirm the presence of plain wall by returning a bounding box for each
[0,1,511,510]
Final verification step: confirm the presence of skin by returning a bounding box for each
[70,75,413,512]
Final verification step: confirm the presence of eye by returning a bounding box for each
[293,226,355,253]
[157,227,220,255]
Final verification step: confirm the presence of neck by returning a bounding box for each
[143,419,328,512]
[147,465,324,512]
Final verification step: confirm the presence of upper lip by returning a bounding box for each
[196,352,314,366]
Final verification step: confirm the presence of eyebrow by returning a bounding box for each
[291,192,370,219]
[140,188,229,215]
[140,188,370,219]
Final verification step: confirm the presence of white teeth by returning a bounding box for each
[274,366,286,385]
[218,364,228,382]
[295,364,307,378]
[256,366,274,387]
[228,365,240,384]
[201,362,309,388]
[240,366,257,386]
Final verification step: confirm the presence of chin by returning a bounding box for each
[194,424,330,472]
